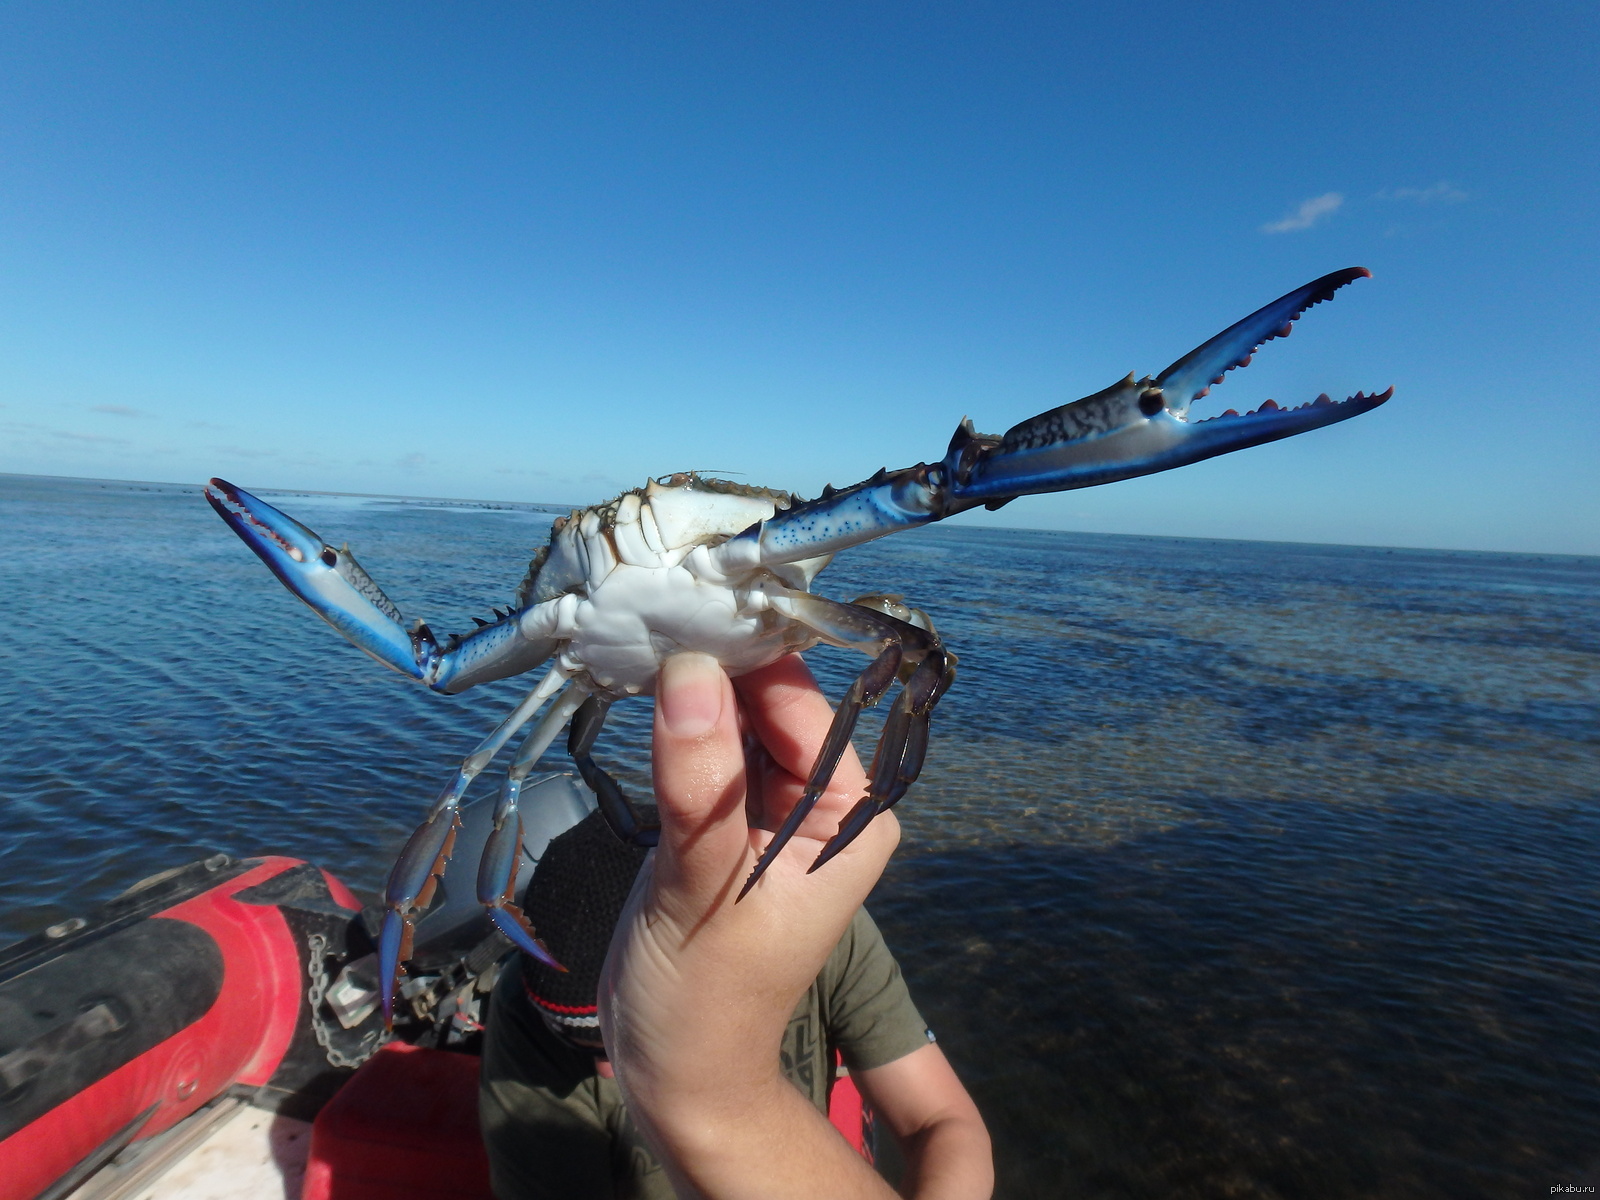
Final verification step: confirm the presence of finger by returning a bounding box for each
[732,655,869,823]
[652,652,750,890]
[731,654,868,790]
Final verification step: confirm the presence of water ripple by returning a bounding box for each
[2,474,1597,1198]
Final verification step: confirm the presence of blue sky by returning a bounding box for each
[0,2,1594,553]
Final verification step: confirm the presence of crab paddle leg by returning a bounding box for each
[379,664,571,1026]
[737,592,917,900]
[477,683,590,968]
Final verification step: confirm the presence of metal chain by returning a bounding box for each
[306,931,387,1070]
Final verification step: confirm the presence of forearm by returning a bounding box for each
[622,1066,895,1200]
[856,1046,993,1200]
[606,899,895,1200]
[896,1114,994,1200]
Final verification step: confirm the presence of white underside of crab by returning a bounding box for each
[516,477,833,699]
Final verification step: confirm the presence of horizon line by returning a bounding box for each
[4,470,1594,563]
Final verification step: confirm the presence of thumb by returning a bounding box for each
[652,652,749,894]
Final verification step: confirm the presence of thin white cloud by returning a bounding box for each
[398,452,430,472]
[1377,181,1467,204]
[1261,192,1344,234]
[91,404,146,417]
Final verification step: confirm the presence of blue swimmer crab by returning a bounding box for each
[206,267,1391,1022]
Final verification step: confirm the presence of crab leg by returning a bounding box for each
[738,591,941,899]
[729,268,1390,568]
[476,683,590,968]
[808,646,953,875]
[204,478,562,695]
[568,696,661,848]
[378,664,571,1025]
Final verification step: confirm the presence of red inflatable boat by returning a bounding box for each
[0,779,875,1200]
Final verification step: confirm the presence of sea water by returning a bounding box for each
[2,473,1596,1198]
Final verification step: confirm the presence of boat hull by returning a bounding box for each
[0,855,363,1200]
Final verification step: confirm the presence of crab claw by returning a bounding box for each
[207,478,562,694]
[947,268,1391,504]
[205,478,433,682]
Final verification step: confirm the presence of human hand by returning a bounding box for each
[600,650,899,1199]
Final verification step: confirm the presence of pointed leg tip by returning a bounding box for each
[738,840,791,901]
[380,986,398,1030]
[533,935,567,973]
[735,870,761,903]
[528,940,568,974]
[485,906,568,972]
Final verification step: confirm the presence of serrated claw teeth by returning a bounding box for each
[1193,385,1391,426]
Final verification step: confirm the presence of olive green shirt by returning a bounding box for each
[479,907,931,1200]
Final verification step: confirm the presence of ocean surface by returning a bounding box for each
[3,472,1597,1198]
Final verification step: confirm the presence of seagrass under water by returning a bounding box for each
[2,473,1597,1199]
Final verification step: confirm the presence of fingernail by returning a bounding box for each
[659,652,723,738]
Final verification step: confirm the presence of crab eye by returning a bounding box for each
[321,548,338,566]
[1139,389,1165,417]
